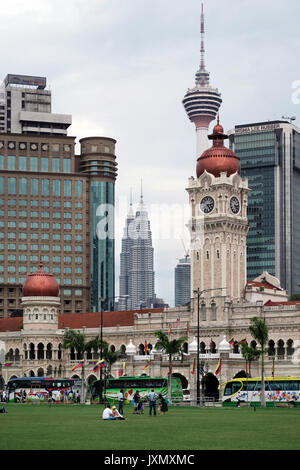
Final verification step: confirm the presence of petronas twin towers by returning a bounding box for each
[118,190,155,311]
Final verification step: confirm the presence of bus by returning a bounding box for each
[90,375,183,404]
[6,377,74,403]
[220,376,300,407]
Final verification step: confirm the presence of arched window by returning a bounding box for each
[23,343,28,360]
[183,342,188,354]
[287,339,294,357]
[120,344,126,355]
[211,302,217,321]
[37,343,44,360]
[200,341,206,354]
[110,345,116,353]
[86,347,92,360]
[201,302,206,321]
[250,340,257,350]
[277,339,285,358]
[29,343,35,360]
[268,340,275,357]
[47,365,52,376]
[210,340,216,353]
[139,344,145,356]
[58,344,62,360]
[33,308,39,320]
[46,343,52,360]
[37,368,44,377]
[70,347,76,361]
[15,349,20,362]
[7,348,13,361]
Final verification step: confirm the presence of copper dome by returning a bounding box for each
[196,117,240,178]
[22,263,59,297]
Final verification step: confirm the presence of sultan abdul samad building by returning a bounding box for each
[1,4,300,400]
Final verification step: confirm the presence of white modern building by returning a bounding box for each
[0,74,71,135]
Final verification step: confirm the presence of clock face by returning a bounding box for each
[230,196,240,214]
[200,196,215,214]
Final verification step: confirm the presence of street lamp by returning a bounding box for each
[194,287,225,406]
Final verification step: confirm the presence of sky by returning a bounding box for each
[1,0,299,306]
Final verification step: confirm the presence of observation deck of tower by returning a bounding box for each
[182,3,222,158]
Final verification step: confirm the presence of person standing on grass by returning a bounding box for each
[133,391,140,414]
[148,389,158,416]
[118,389,124,415]
[158,394,168,416]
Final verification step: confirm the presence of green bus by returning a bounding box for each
[90,375,183,404]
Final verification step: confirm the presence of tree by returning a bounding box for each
[240,343,260,378]
[154,330,187,404]
[249,316,269,407]
[62,329,89,403]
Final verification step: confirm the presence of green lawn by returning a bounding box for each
[0,403,300,450]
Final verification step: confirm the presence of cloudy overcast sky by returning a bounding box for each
[1,0,299,306]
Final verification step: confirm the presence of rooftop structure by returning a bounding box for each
[0,73,71,135]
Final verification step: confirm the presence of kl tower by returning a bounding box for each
[182,3,222,157]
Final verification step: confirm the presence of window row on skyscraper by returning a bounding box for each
[0,154,72,172]
[0,176,83,197]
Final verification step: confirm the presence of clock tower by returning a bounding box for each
[187,118,250,302]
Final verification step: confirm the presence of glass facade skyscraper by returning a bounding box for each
[174,256,190,307]
[229,120,300,295]
[0,74,117,318]
[119,194,155,310]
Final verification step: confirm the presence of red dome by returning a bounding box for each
[22,263,59,297]
[196,117,240,178]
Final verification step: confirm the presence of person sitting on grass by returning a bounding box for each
[111,405,126,420]
[102,403,117,420]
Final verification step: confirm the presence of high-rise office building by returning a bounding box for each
[119,191,155,310]
[0,74,72,135]
[182,3,222,158]
[0,74,117,317]
[174,256,191,307]
[228,120,300,296]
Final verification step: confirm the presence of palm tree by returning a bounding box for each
[240,343,260,378]
[249,316,269,407]
[62,329,88,403]
[154,330,187,404]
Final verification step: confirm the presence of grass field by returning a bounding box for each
[0,403,300,450]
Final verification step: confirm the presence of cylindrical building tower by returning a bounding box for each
[182,3,222,157]
[79,137,117,312]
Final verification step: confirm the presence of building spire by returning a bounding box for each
[140,178,143,204]
[195,2,210,87]
[200,2,205,71]
[127,187,134,217]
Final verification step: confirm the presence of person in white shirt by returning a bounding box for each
[148,389,158,416]
[111,405,126,420]
[102,404,117,420]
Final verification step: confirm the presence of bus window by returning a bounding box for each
[232,382,242,394]
[224,382,233,396]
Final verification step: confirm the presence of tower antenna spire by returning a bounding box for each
[200,2,206,72]
[140,178,143,203]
